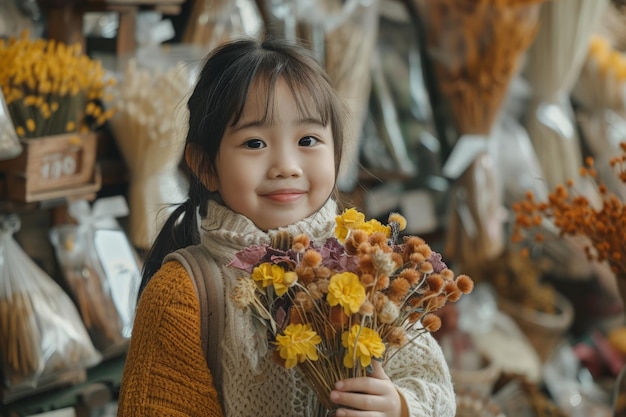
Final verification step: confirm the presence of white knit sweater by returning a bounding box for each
[200,199,456,417]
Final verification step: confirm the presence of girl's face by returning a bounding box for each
[206,78,336,230]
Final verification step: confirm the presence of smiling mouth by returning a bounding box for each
[262,190,306,203]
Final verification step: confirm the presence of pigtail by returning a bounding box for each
[138,198,201,298]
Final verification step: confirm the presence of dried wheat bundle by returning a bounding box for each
[50,225,125,353]
[0,292,42,386]
[0,215,100,388]
[523,0,610,189]
[108,60,192,250]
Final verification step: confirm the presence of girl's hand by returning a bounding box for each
[329,360,408,417]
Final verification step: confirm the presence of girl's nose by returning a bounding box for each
[267,148,303,179]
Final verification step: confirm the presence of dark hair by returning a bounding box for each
[138,37,348,297]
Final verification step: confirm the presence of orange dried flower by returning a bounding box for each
[369,232,389,248]
[399,268,421,285]
[376,275,390,291]
[293,233,310,249]
[440,268,454,281]
[409,252,426,265]
[314,266,332,280]
[360,273,375,288]
[388,277,411,302]
[426,274,444,293]
[419,262,434,274]
[295,265,316,285]
[422,314,442,332]
[345,229,369,255]
[294,291,314,311]
[386,327,408,348]
[407,311,421,323]
[512,143,626,286]
[455,275,474,294]
[302,249,322,268]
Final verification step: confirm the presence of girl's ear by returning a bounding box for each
[185,143,218,191]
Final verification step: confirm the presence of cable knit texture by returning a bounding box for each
[117,261,223,417]
[118,199,456,416]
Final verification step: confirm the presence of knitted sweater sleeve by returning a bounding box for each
[117,261,224,417]
[384,330,456,417]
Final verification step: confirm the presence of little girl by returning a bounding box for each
[117,37,455,417]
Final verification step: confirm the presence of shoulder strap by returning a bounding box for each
[163,245,224,391]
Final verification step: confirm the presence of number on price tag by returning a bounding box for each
[40,149,82,181]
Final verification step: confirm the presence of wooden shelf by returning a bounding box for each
[39,0,185,56]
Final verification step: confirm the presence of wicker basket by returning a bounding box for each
[498,291,574,362]
[450,355,501,398]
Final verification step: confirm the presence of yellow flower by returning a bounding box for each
[335,208,369,242]
[327,272,366,315]
[342,324,385,368]
[276,323,321,369]
[251,263,296,296]
[252,263,284,289]
[274,271,298,296]
[365,219,391,238]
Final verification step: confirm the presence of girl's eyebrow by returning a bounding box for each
[232,117,325,131]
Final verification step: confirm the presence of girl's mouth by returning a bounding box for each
[262,190,306,202]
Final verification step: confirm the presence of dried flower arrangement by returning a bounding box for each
[412,0,546,273]
[512,144,626,303]
[0,33,115,138]
[228,208,473,414]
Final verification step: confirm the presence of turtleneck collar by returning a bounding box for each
[200,198,338,264]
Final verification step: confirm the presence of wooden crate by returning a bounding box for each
[0,132,100,203]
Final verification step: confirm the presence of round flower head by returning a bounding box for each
[388,212,407,231]
[422,314,442,333]
[292,234,311,253]
[302,249,322,268]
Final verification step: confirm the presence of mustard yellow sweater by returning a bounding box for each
[117,261,223,417]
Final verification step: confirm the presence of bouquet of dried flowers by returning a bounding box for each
[229,208,473,413]
[0,32,115,138]
[512,144,626,303]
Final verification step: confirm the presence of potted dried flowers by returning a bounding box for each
[0,33,115,202]
[228,208,473,415]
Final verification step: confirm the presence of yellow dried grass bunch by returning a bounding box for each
[0,32,115,138]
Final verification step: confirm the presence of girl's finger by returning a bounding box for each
[367,359,389,381]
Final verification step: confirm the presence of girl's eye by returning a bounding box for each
[243,139,266,149]
[299,136,319,147]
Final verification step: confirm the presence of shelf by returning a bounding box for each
[2,354,126,417]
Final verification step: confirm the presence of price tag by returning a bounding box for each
[40,149,81,181]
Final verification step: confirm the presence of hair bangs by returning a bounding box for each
[229,57,335,128]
